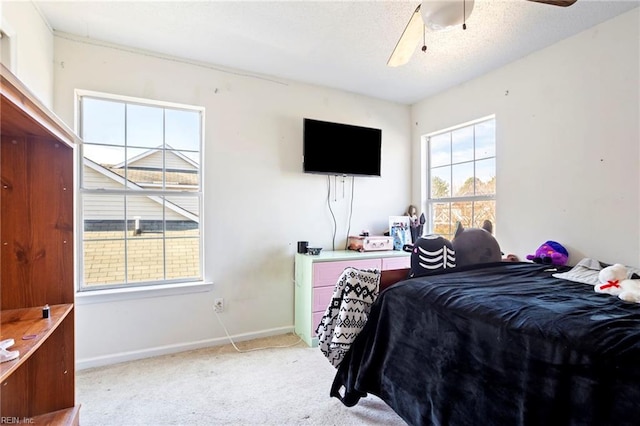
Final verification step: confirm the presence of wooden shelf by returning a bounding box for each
[1,63,79,424]
[32,405,80,426]
[0,63,78,147]
[0,304,73,381]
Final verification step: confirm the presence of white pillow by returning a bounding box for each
[553,258,602,285]
[553,258,640,285]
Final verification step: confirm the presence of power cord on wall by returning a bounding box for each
[213,309,302,353]
[344,176,355,250]
[327,175,337,251]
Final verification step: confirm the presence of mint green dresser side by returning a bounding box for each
[294,253,315,347]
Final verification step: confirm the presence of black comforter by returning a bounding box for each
[331,262,640,426]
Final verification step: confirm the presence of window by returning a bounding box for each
[423,116,496,241]
[77,91,203,291]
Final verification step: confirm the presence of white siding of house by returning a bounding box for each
[129,150,197,171]
[165,196,199,216]
[83,166,194,222]
[83,165,125,190]
[166,151,196,170]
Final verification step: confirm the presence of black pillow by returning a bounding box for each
[409,235,456,278]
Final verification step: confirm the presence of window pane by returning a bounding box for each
[127,104,164,149]
[127,195,165,238]
[164,195,200,280]
[166,237,200,280]
[452,162,474,196]
[82,98,125,146]
[431,202,452,239]
[165,109,200,152]
[425,118,495,239]
[165,195,200,220]
[82,146,127,190]
[475,120,495,159]
[475,158,496,195]
[451,201,473,229]
[83,195,125,240]
[473,200,496,228]
[123,147,163,188]
[165,150,200,191]
[127,238,165,283]
[79,93,203,290]
[83,239,125,286]
[451,126,473,163]
[430,166,451,198]
[429,134,450,167]
[83,144,126,167]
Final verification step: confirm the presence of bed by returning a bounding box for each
[330,261,640,426]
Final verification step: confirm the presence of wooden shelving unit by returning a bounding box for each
[1,64,80,424]
[1,305,74,380]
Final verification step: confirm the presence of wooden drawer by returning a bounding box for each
[382,256,411,271]
[313,259,381,288]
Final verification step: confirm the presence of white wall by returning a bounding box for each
[52,34,411,367]
[411,9,639,268]
[0,1,54,107]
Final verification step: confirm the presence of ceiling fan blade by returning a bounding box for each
[526,0,578,6]
[387,5,424,67]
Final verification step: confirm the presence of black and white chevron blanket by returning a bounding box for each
[315,267,380,368]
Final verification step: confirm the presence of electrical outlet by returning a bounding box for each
[213,298,224,313]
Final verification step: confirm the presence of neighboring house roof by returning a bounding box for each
[113,145,199,170]
[109,168,198,187]
[84,158,199,223]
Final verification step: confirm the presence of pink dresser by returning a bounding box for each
[294,250,410,347]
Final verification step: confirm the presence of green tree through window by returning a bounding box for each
[424,117,496,241]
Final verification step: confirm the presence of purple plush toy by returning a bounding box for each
[526,241,568,266]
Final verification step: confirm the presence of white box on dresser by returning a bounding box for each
[294,250,411,347]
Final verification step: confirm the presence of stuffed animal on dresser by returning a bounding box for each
[451,220,502,268]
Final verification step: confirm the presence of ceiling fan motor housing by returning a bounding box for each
[421,0,475,31]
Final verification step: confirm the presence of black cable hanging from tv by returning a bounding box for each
[344,176,355,250]
[327,175,337,251]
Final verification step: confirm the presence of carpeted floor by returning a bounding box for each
[76,333,407,425]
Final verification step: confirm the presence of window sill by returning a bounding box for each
[75,281,214,305]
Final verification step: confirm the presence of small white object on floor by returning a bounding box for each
[0,339,19,363]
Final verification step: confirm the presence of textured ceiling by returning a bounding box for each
[35,0,639,105]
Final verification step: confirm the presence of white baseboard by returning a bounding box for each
[76,325,294,370]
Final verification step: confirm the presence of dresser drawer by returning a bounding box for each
[313,311,324,336]
[313,285,334,312]
[382,256,411,271]
[313,259,381,288]
[295,251,411,347]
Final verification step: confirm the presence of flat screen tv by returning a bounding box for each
[303,118,382,177]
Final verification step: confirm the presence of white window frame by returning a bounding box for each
[421,115,496,240]
[75,90,205,293]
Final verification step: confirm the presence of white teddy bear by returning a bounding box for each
[595,264,627,295]
[619,279,640,303]
[595,263,640,303]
